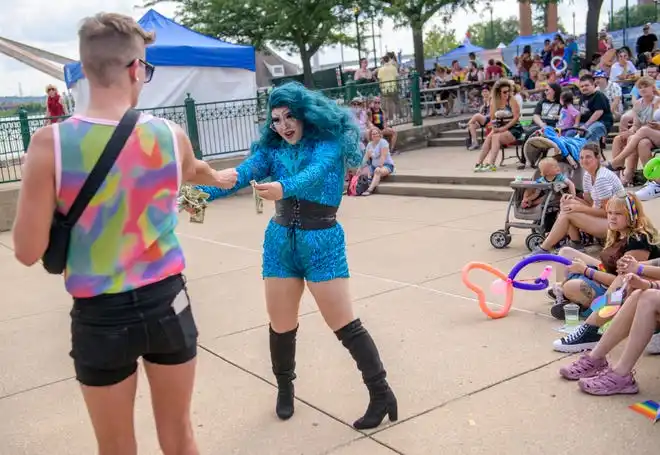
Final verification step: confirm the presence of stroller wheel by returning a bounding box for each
[490,230,512,249]
[525,233,545,252]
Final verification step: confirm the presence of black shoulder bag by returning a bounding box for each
[42,109,140,274]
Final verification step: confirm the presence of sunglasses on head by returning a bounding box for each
[126,58,155,83]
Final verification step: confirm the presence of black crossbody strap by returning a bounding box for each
[64,109,140,225]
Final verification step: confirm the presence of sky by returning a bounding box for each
[0,0,633,97]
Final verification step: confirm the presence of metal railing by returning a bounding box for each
[0,74,425,183]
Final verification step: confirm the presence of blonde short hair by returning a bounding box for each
[78,12,155,87]
[538,157,558,170]
[636,75,656,90]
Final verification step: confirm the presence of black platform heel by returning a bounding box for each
[335,318,398,430]
[269,325,297,420]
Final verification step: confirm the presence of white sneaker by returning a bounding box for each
[636,182,660,201]
[645,332,660,355]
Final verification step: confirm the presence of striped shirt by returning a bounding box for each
[582,167,623,208]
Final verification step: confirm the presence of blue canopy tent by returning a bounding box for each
[423,41,485,70]
[508,32,559,50]
[64,9,256,109]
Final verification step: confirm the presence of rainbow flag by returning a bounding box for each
[629,400,660,423]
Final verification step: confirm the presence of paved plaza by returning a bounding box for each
[1,148,659,454]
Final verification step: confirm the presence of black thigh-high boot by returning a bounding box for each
[269,325,297,420]
[335,319,398,430]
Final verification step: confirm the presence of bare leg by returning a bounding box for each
[611,290,660,375]
[588,290,641,360]
[540,213,608,250]
[487,132,502,165]
[383,128,397,150]
[145,359,199,455]
[468,114,485,145]
[612,132,645,168]
[266,278,304,333]
[610,133,629,162]
[307,279,397,430]
[623,151,639,184]
[477,135,493,164]
[80,374,138,455]
[638,138,654,165]
[266,278,305,420]
[365,167,391,194]
[563,279,598,308]
[618,111,634,133]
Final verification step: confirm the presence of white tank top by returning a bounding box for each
[654,108,660,122]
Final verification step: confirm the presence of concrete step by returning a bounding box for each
[388,173,513,187]
[375,182,512,201]
[427,137,466,147]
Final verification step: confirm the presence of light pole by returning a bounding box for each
[610,0,614,31]
[486,2,494,49]
[624,0,629,46]
[354,7,362,62]
[572,12,575,36]
[371,14,378,68]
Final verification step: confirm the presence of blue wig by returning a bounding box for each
[255,82,362,169]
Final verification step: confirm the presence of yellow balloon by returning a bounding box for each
[652,54,660,66]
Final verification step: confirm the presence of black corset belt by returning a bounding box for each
[272,198,338,230]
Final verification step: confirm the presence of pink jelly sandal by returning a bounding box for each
[577,367,639,396]
[559,355,608,381]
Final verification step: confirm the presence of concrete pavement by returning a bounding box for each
[1,148,659,454]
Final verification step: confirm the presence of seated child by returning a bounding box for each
[521,157,576,208]
[556,90,581,135]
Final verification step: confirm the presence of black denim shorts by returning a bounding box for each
[69,274,198,387]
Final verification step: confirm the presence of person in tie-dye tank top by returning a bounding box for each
[12,13,236,454]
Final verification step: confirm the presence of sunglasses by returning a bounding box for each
[126,58,155,83]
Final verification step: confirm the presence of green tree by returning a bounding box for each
[375,0,477,77]
[145,0,371,87]
[468,16,519,48]
[611,4,658,30]
[423,25,458,58]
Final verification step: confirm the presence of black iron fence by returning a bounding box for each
[0,74,422,183]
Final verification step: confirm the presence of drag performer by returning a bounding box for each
[198,82,398,429]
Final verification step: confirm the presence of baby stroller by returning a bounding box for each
[490,142,583,251]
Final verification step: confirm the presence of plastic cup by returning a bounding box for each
[563,303,581,327]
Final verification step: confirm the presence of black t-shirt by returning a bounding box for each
[637,34,658,54]
[579,90,613,130]
[600,233,660,274]
[533,100,562,126]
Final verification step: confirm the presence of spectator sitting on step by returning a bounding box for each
[576,74,614,143]
[369,96,398,152]
[620,64,660,134]
[594,70,623,121]
[558,278,660,395]
[556,90,581,134]
[528,143,623,256]
[606,76,660,186]
[350,97,372,145]
[467,85,492,150]
[552,254,660,354]
[361,128,394,196]
[473,79,523,172]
